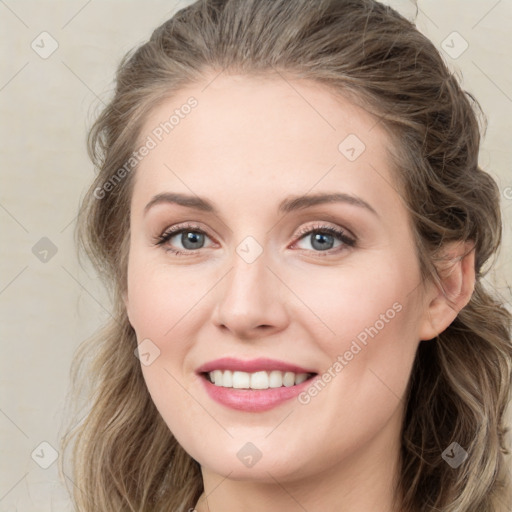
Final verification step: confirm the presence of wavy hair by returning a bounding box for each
[60,0,512,510]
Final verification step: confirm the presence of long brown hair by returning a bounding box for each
[60,1,512,510]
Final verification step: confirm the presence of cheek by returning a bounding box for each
[289,255,422,421]
[126,254,211,342]
[125,255,213,445]
[286,254,419,352]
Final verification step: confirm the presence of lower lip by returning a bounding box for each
[199,374,317,412]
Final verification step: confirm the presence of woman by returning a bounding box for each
[61,0,512,510]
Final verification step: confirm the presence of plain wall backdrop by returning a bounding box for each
[1,0,511,510]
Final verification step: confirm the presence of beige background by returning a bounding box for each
[1,0,511,510]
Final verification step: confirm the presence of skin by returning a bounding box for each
[124,73,475,512]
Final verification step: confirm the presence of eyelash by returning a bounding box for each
[154,222,356,257]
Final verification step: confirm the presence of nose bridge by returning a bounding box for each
[223,240,273,313]
[213,235,288,336]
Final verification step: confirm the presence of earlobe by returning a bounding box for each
[418,241,476,341]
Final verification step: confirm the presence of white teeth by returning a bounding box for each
[232,371,250,389]
[250,371,269,389]
[212,370,223,385]
[294,373,308,385]
[269,370,283,388]
[222,370,233,387]
[207,370,312,389]
[283,371,295,387]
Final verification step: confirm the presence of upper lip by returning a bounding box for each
[196,357,317,375]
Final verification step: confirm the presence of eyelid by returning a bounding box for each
[155,220,356,255]
[293,221,355,242]
[154,222,214,247]
[290,222,356,254]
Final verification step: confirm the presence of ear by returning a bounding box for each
[418,241,476,341]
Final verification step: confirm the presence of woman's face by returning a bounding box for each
[125,74,435,483]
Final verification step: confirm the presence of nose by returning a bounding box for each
[211,247,289,340]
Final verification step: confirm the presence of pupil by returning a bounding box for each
[183,231,204,249]
[312,233,333,251]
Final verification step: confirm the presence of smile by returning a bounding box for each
[205,369,314,389]
[196,357,319,412]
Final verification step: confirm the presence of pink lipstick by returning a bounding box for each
[196,357,318,412]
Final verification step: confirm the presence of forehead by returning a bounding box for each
[132,73,400,215]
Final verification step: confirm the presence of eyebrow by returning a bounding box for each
[144,191,378,217]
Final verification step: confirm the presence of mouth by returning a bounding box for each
[201,369,317,389]
[196,357,319,412]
